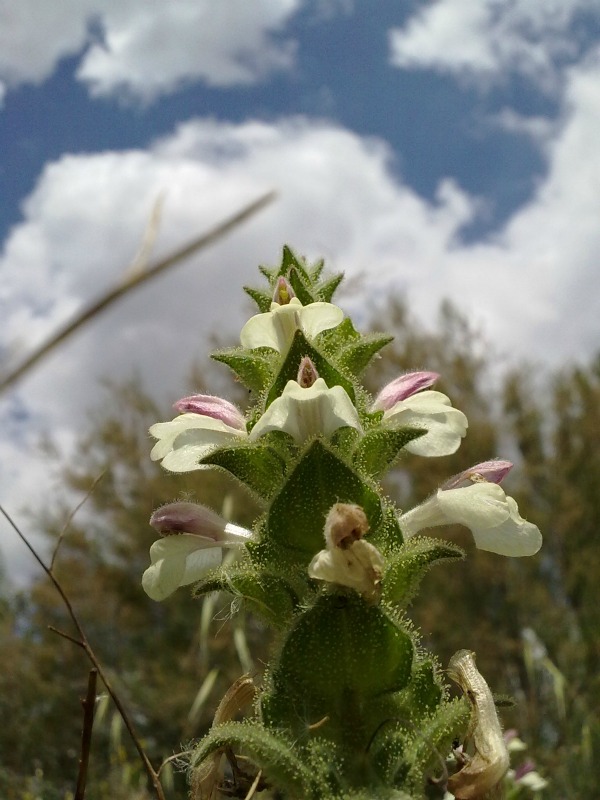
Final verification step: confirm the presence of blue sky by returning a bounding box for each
[1,0,600,578]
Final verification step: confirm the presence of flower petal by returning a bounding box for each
[150,413,245,472]
[471,497,542,556]
[142,536,223,600]
[437,483,510,529]
[249,378,361,444]
[382,391,468,457]
[240,298,344,352]
[240,299,302,351]
[298,302,344,339]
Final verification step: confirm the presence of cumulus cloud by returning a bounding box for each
[0,0,301,100]
[389,0,598,87]
[2,50,600,574]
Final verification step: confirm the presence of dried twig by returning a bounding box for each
[0,190,276,393]
[0,503,167,800]
[75,668,98,800]
[51,470,106,570]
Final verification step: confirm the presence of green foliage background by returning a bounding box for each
[1,291,598,798]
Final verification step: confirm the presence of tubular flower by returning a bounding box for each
[372,371,467,457]
[151,378,361,472]
[249,378,362,444]
[142,502,252,601]
[150,394,247,473]
[308,503,385,603]
[399,463,542,556]
[240,296,344,353]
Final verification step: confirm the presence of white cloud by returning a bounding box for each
[0,0,301,101]
[2,49,600,576]
[485,108,556,141]
[389,0,598,87]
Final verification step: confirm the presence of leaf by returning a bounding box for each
[403,698,470,792]
[266,329,355,407]
[308,258,325,281]
[265,439,382,562]
[211,348,274,393]
[244,285,273,312]
[269,594,414,724]
[259,264,278,281]
[191,721,315,799]
[402,660,443,715]
[281,245,311,283]
[318,272,344,302]
[339,333,394,377]
[382,537,465,607]
[319,317,360,354]
[353,427,426,478]
[288,266,314,305]
[200,444,286,499]
[193,569,299,627]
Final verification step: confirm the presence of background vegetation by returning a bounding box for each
[1,294,598,798]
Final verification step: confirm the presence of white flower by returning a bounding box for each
[380,389,468,457]
[150,412,246,472]
[249,378,362,443]
[240,297,344,352]
[151,378,361,472]
[142,502,252,601]
[372,372,467,457]
[400,482,542,557]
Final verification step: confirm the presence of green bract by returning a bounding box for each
[144,247,542,799]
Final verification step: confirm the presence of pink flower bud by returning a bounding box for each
[442,460,513,490]
[150,502,227,539]
[514,760,537,781]
[150,501,252,544]
[296,356,319,388]
[372,371,440,411]
[174,394,246,431]
[272,276,295,305]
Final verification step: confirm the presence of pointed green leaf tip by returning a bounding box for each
[353,427,426,478]
[199,444,286,499]
[318,271,344,302]
[211,348,274,393]
[382,536,465,607]
[339,332,394,377]
[244,285,273,312]
[264,439,382,561]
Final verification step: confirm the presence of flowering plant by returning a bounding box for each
[144,247,542,799]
